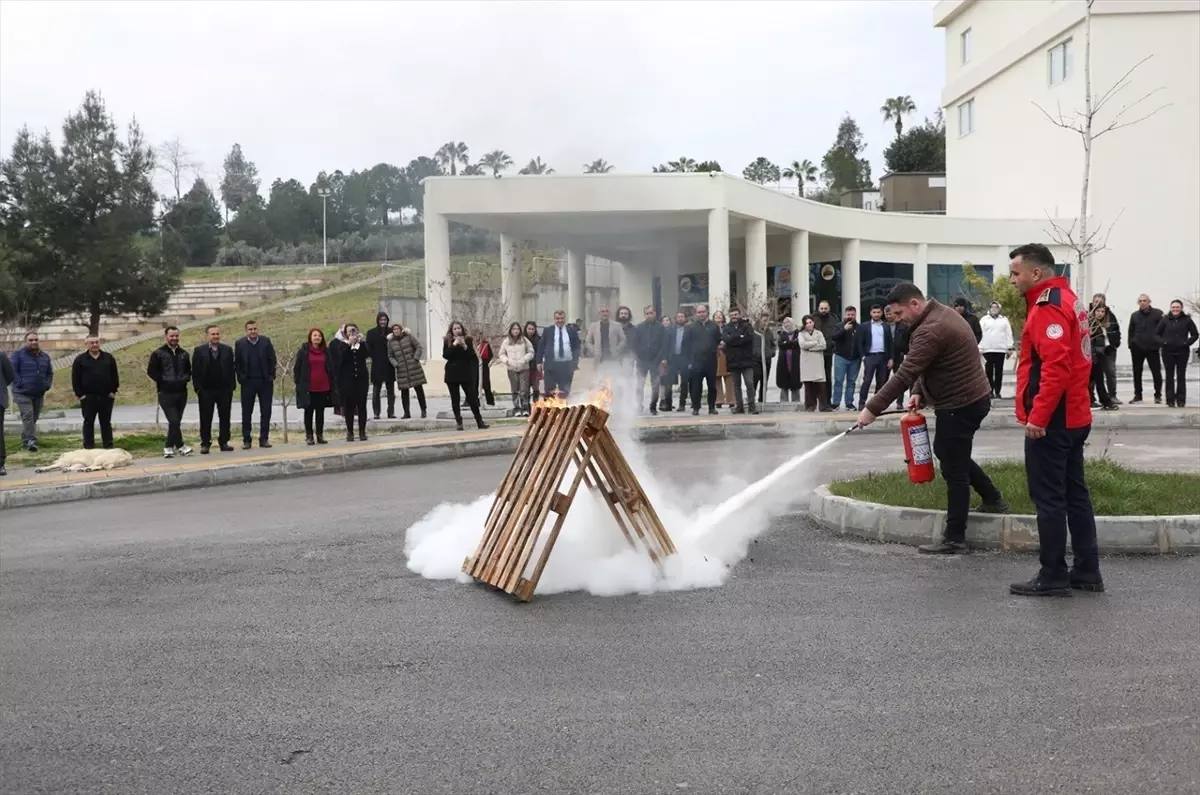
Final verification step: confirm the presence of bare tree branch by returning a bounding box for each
[1092,54,1154,115]
[1092,88,1171,139]
[155,137,202,201]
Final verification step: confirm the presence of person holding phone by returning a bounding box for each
[444,321,489,431]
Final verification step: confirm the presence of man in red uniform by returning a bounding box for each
[1008,244,1102,597]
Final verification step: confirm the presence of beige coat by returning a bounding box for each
[798,329,827,382]
[584,321,626,360]
[498,336,535,373]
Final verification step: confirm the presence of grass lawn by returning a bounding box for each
[828,459,1200,517]
[4,431,166,470]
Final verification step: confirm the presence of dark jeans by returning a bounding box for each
[198,389,233,447]
[449,382,483,426]
[1163,349,1190,405]
[933,397,1002,541]
[342,385,368,437]
[858,352,888,405]
[892,354,907,406]
[1091,354,1113,407]
[543,361,575,398]
[304,391,330,437]
[983,352,1006,396]
[157,391,187,449]
[635,360,661,409]
[401,385,427,416]
[240,378,274,442]
[689,357,717,410]
[80,394,115,449]
[730,366,756,409]
[372,379,395,418]
[0,406,5,466]
[665,358,690,408]
[1130,347,1162,400]
[1026,425,1099,583]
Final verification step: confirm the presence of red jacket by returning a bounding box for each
[1016,276,1093,429]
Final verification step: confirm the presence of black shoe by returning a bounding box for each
[1091,401,1101,409]
[917,539,969,555]
[1010,575,1072,597]
[649,407,658,416]
[1112,397,1122,405]
[677,405,687,412]
[387,413,396,420]
[242,441,252,450]
[477,421,489,430]
[402,413,412,419]
[220,444,234,452]
[346,432,355,442]
[373,414,381,420]
[973,499,1010,514]
[1101,404,1119,411]
[731,406,745,415]
[456,421,464,431]
[0,465,6,476]
[259,441,272,449]
[1154,396,1162,404]
[846,404,857,412]
[1167,401,1176,408]
[200,444,211,455]
[316,435,328,444]
[306,435,315,446]
[1129,398,1143,404]
[692,409,700,416]
[708,407,718,415]
[358,434,368,441]
[421,410,427,419]
[27,443,38,453]
[1069,568,1105,592]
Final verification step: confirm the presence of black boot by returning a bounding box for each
[1069,568,1105,592]
[305,434,315,446]
[1010,574,1072,597]
[917,538,969,555]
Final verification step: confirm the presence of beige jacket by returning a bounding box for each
[498,336,535,373]
[584,321,626,361]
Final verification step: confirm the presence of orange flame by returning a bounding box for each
[530,382,613,412]
[533,390,570,410]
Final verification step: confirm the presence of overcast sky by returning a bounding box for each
[0,0,944,198]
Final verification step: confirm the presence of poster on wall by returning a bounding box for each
[678,273,708,304]
[772,265,792,298]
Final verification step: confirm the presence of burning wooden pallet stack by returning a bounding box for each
[462,387,677,601]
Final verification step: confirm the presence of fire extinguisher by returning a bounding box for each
[900,411,935,484]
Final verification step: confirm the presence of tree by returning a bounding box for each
[742,156,781,185]
[405,156,443,214]
[0,130,64,329]
[156,136,201,201]
[782,159,818,197]
[518,157,554,175]
[882,114,946,173]
[225,195,272,248]
[219,143,260,219]
[266,178,318,245]
[694,160,722,173]
[962,263,1025,339]
[462,164,485,176]
[880,95,917,139]
[435,141,470,176]
[820,115,873,194]
[0,91,180,335]
[1032,0,1169,298]
[162,178,222,267]
[584,158,614,173]
[366,163,407,226]
[480,150,514,176]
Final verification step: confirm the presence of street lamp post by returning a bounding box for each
[316,187,331,267]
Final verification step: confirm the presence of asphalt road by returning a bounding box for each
[3,430,1199,795]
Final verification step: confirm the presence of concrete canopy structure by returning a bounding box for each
[422,173,1070,357]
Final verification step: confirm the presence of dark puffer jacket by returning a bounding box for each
[720,318,756,369]
[1128,307,1165,352]
[388,332,428,389]
[147,345,191,393]
[1156,312,1199,352]
[365,312,395,382]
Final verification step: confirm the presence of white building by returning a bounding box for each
[936,0,1200,309]
[419,0,1200,358]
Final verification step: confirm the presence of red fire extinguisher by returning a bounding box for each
[900,411,935,484]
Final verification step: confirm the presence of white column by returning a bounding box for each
[619,257,654,318]
[841,238,861,313]
[914,242,929,297]
[707,208,730,311]
[743,218,767,312]
[994,245,1010,283]
[500,234,522,327]
[567,248,586,324]
[423,210,451,361]
[790,230,809,319]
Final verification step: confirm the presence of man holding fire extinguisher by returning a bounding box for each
[1007,243,1102,597]
[855,283,1009,555]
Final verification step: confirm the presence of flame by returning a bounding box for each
[533,390,570,409]
[530,382,613,412]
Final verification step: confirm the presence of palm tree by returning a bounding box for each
[584,158,614,173]
[479,149,513,176]
[667,156,698,173]
[435,141,470,175]
[880,96,917,139]
[782,159,819,198]
[518,157,554,175]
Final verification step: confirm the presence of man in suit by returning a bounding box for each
[855,304,894,408]
[536,310,581,398]
[234,319,277,449]
[684,304,722,415]
[584,306,627,366]
[664,311,691,412]
[192,324,236,454]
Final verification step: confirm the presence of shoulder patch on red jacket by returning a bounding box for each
[1036,288,1052,305]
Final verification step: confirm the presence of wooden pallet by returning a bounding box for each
[462,402,676,601]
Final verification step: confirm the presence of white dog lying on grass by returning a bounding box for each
[34,448,136,474]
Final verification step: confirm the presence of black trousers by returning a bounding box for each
[1026,425,1100,583]
[372,379,395,418]
[0,406,6,467]
[400,385,427,416]
[198,389,233,447]
[80,394,115,449]
[858,353,889,405]
[689,357,717,410]
[665,358,689,408]
[635,360,661,409]
[480,364,495,406]
[158,391,187,449]
[822,354,834,407]
[543,362,575,398]
[304,391,330,436]
[892,354,907,406]
[449,382,483,426]
[756,357,773,402]
[1163,349,1190,405]
[240,378,273,442]
[1091,354,1113,407]
[983,352,1006,396]
[342,385,368,436]
[933,397,1002,541]
[1130,347,1162,400]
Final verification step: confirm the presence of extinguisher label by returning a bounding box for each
[908,426,932,466]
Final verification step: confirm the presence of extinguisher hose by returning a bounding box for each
[845,408,905,435]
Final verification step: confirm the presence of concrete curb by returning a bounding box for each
[807,485,1200,555]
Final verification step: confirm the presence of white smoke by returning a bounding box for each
[403,363,842,597]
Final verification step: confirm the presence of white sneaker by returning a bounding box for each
[163,447,175,458]
[178,445,194,457]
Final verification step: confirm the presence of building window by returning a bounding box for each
[860,262,914,309]
[961,28,972,64]
[1048,39,1073,85]
[957,99,975,137]
[928,264,993,306]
